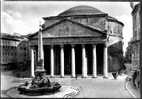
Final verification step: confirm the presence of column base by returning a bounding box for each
[103,76,108,79]
[50,75,55,78]
[31,75,35,78]
[82,75,87,78]
[60,75,64,78]
[92,76,98,78]
[71,75,76,78]
[31,73,35,78]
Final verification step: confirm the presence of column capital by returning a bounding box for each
[104,42,108,48]
[51,45,54,48]
[81,44,85,48]
[71,44,75,48]
[30,46,36,50]
[92,44,96,48]
[60,44,64,48]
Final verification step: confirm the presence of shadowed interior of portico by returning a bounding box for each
[96,44,104,75]
[42,44,104,76]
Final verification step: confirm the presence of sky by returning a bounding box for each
[1,1,139,53]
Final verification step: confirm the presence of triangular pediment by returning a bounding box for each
[31,19,106,38]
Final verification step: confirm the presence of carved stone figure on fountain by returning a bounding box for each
[31,72,51,88]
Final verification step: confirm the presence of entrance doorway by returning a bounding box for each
[64,44,71,75]
[75,44,82,75]
[96,44,104,75]
[54,45,61,75]
[44,45,50,75]
[86,44,93,75]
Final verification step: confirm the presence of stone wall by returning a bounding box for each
[0,39,20,64]
[16,39,30,65]
[131,3,140,69]
[131,42,140,69]
[132,5,140,41]
[108,41,124,72]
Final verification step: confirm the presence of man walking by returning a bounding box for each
[112,72,118,79]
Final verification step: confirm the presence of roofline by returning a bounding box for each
[107,16,124,26]
[30,35,106,39]
[43,14,124,26]
[28,32,38,38]
[42,19,106,34]
[0,37,21,41]
[43,14,108,20]
[29,19,106,38]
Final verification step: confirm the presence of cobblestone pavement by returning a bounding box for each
[125,80,140,98]
[1,71,134,98]
[50,74,133,98]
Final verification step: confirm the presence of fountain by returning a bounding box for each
[17,71,61,95]
[17,24,61,95]
[18,66,61,95]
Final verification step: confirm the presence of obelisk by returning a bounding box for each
[35,25,45,73]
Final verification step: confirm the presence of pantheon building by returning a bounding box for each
[29,5,124,78]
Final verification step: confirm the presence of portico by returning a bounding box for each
[30,42,108,78]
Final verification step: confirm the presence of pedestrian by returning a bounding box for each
[112,72,118,79]
[132,70,138,88]
[76,74,77,80]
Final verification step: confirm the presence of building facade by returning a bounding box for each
[130,3,140,70]
[0,33,21,65]
[29,6,124,78]
[16,38,30,64]
[0,33,31,72]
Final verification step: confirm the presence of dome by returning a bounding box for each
[58,5,106,16]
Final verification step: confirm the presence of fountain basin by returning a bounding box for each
[18,82,61,95]
[6,85,79,98]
